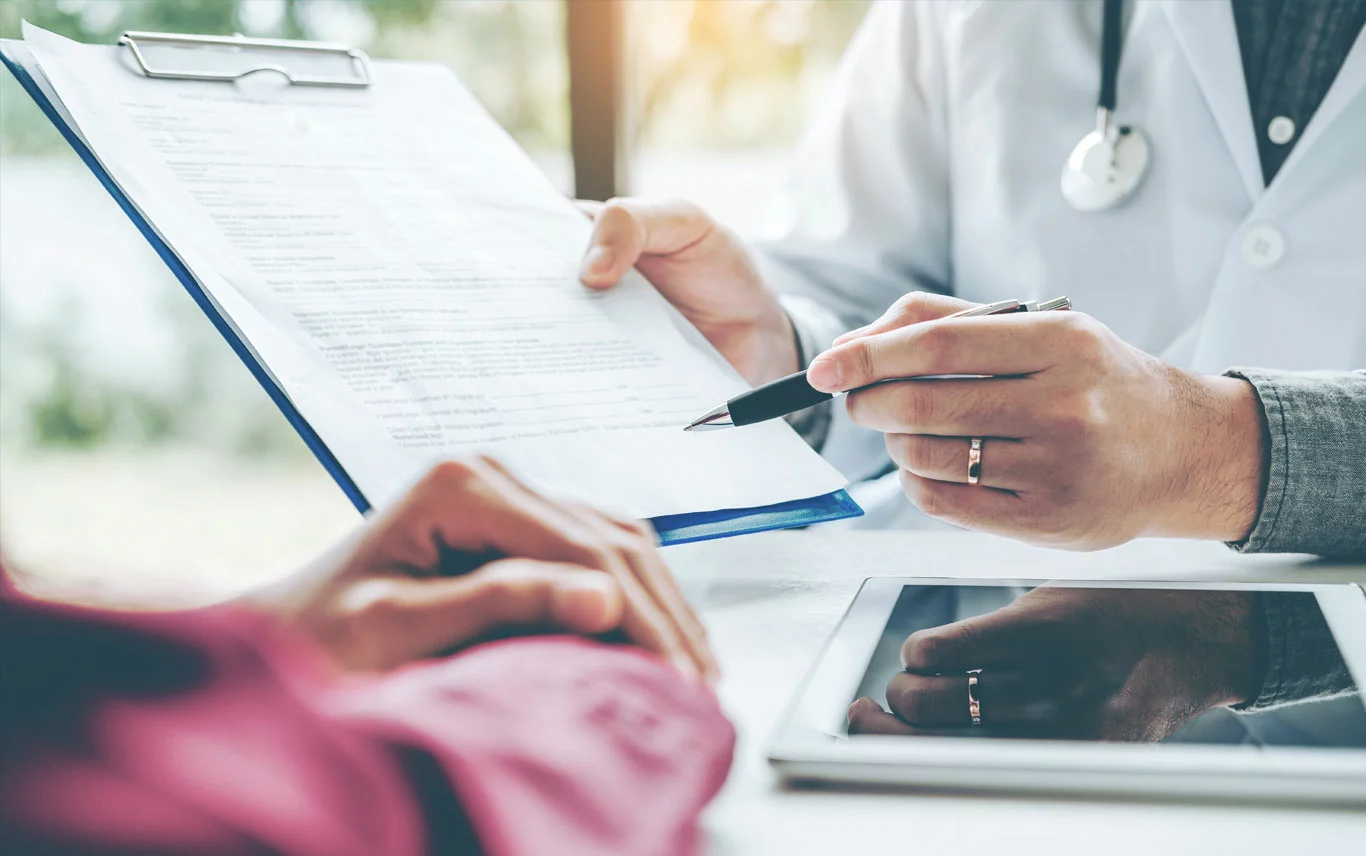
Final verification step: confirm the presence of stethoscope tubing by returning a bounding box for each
[1099,0,1124,113]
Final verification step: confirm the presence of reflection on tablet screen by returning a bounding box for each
[846,585,1366,747]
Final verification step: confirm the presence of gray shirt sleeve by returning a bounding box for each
[779,296,839,452]
[1225,368,1366,558]
[1244,591,1357,711]
[1224,368,1365,709]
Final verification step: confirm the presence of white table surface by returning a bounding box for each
[664,531,1366,854]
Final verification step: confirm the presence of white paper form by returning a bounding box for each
[23,25,847,518]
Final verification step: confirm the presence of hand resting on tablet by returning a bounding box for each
[847,588,1265,741]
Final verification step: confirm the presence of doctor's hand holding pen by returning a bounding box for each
[580,199,1268,552]
[808,292,1268,551]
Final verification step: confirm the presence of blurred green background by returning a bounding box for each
[0,0,869,451]
[0,0,867,594]
[2,0,868,154]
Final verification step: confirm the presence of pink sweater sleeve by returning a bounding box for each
[0,585,734,856]
[329,637,735,856]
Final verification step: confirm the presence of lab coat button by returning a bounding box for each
[1267,116,1296,145]
[1240,224,1285,270]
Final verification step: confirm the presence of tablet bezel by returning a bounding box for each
[767,578,1366,804]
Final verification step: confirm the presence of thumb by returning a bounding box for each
[543,568,625,635]
[847,697,920,735]
[808,292,977,392]
[899,604,1034,674]
[453,558,624,640]
[578,198,714,290]
[359,560,624,667]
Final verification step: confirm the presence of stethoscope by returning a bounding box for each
[1061,0,1151,212]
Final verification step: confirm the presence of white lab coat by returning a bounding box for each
[758,0,1366,529]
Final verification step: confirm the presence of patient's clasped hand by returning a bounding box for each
[237,455,717,679]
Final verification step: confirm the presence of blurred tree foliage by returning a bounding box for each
[0,0,568,155]
[1,0,870,156]
[0,294,178,449]
[630,0,871,148]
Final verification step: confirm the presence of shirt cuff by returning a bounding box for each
[1224,368,1366,558]
[780,294,844,452]
[1241,591,1356,711]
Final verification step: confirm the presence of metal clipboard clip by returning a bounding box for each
[119,30,372,88]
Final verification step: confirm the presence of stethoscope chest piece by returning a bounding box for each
[1061,107,1150,212]
[1062,0,1149,213]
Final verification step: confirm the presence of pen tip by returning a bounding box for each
[683,404,734,431]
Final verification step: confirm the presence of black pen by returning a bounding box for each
[684,297,1071,431]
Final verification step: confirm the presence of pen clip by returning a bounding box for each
[954,296,1071,316]
[1020,296,1072,312]
[949,299,1021,318]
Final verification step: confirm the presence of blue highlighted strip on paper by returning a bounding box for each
[1,41,862,546]
[650,490,862,546]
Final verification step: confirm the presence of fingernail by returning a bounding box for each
[550,576,616,628]
[580,245,613,281]
[807,356,843,392]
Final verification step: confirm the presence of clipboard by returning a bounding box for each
[0,30,862,546]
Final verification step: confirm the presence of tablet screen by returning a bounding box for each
[847,584,1366,747]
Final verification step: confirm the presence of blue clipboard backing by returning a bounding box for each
[650,489,861,546]
[1,43,862,545]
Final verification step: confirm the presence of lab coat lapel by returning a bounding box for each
[1269,25,1366,188]
[1159,0,1264,203]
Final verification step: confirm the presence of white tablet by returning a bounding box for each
[768,578,1366,805]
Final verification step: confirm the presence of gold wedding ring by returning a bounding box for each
[967,669,983,727]
[967,437,983,485]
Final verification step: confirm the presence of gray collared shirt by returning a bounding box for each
[1232,0,1366,184]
